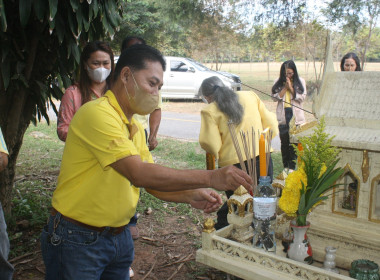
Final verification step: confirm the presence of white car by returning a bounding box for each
[161,56,241,99]
[114,55,242,99]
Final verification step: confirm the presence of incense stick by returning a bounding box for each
[240,130,253,181]
[251,128,257,189]
[265,129,272,175]
[228,122,247,174]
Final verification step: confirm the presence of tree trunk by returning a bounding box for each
[0,89,34,215]
[361,21,374,71]
[0,37,39,216]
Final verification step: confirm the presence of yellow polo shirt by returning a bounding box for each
[52,90,153,227]
[199,91,278,167]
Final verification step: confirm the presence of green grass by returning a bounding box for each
[16,122,64,174]
[152,137,206,169]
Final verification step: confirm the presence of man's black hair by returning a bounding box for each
[114,44,166,80]
[121,36,147,52]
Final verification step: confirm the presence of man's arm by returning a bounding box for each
[0,152,8,173]
[146,188,222,213]
[148,108,161,151]
[110,155,253,193]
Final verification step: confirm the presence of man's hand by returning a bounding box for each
[189,189,222,213]
[148,135,158,151]
[210,166,253,193]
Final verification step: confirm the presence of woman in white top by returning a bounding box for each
[271,60,306,171]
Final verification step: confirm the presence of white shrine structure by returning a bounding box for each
[290,39,380,269]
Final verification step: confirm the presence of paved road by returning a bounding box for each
[48,105,281,151]
[159,111,281,151]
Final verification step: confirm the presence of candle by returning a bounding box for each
[259,133,266,177]
[206,152,215,170]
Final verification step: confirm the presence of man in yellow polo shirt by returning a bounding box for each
[41,44,253,280]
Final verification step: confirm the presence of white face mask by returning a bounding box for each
[87,66,111,83]
[124,72,159,115]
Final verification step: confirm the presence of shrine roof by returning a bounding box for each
[293,71,380,151]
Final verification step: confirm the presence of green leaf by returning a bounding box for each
[49,0,58,20]
[75,4,83,34]
[71,43,80,64]
[19,0,33,27]
[33,0,46,21]
[62,74,72,89]
[0,0,8,32]
[104,1,118,27]
[49,17,55,32]
[92,0,99,18]
[55,13,65,44]
[67,9,77,37]
[50,84,63,100]
[88,4,93,21]
[70,0,79,11]
[48,96,59,116]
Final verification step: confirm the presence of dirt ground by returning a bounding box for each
[11,210,229,280]
[10,98,315,279]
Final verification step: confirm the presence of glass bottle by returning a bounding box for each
[252,176,277,253]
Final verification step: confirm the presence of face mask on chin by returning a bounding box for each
[124,72,159,115]
[87,66,111,83]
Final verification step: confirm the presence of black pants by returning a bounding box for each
[279,107,296,170]
[214,156,274,230]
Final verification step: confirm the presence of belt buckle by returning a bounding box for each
[110,226,123,235]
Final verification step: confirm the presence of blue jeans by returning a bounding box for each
[41,212,134,280]
[0,203,14,280]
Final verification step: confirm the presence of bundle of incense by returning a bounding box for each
[240,128,257,190]
[227,121,257,193]
[227,121,247,175]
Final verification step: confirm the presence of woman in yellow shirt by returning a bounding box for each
[199,76,278,229]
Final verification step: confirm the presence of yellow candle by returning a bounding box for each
[259,134,266,177]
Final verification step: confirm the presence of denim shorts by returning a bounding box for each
[41,213,134,280]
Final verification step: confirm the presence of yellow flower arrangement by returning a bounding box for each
[279,118,343,226]
[279,169,306,216]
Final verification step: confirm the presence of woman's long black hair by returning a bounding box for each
[271,60,304,97]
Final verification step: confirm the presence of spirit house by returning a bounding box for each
[292,40,380,269]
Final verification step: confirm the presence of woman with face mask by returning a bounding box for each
[57,41,114,141]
